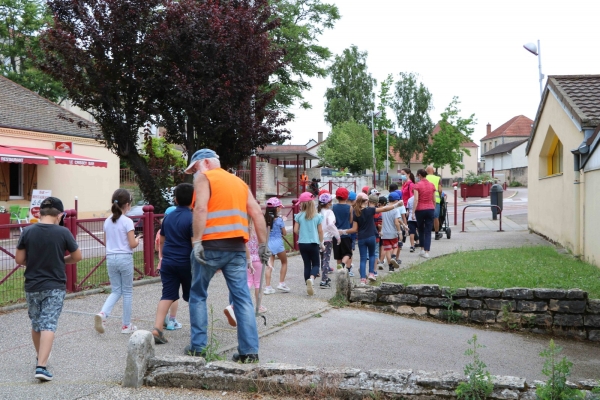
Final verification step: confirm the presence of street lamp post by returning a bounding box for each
[523,40,544,98]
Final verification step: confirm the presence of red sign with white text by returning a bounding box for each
[55,142,72,153]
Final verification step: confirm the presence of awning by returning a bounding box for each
[0,147,48,165]
[1,146,108,168]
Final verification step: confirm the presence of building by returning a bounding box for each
[527,75,600,267]
[480,115,533,157]
[0,76,119,218]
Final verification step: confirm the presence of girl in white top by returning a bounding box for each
[94,189,141,334]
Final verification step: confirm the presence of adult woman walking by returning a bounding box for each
[343,193,403,285]
[411,169,436,259]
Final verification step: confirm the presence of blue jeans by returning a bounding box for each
[416,209,435,251]
[101,254,134,326]
[189,250,258,355]
[357,236,376,279]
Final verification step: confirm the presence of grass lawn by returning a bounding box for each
[383,246,600,298]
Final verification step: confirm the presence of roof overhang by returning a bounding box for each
[0,145,107,168]
[256,145,319,162]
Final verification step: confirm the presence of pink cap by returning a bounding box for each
[298,192,315,203]
[266,197,282,207]
[357,192,369,201]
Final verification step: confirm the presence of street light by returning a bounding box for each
[386,129,397,187]
[523,40,544,98]
[371,110,382,188]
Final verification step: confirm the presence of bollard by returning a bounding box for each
[142,205,155,276]
[453,185,458,226]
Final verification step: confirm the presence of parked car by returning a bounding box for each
[126,201,146,234]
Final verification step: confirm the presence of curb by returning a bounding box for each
[507,190,518,199]
[0,276,162,314]
[219,305,332,355]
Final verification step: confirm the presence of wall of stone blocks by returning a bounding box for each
[348,283,600,342]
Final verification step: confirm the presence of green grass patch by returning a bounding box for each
[283,232,294,251]
[382,246,600,298]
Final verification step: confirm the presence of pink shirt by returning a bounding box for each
[401,181,414,207]
[414,180,436,211]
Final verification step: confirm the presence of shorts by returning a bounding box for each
[160,263,192,302]
[268,238,285,255]
[382,238,398,251]
[333,236,353,260]
[247,260,263,289]
[434,203,440,219]
[26,289,66,332]
[408,221,417,235]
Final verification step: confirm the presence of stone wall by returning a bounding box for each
[348,284,600,342]
[140,356,600,399]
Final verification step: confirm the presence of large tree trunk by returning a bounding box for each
[125,151,169,213]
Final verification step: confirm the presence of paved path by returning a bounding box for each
[2,214,598,399]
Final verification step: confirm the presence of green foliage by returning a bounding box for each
[500,303,519,330]
[442,288,462,323]
[328,292,349,308]
[509,180,522,187]
[317,120,372,173]
[424,97,476,174]
[381,246,600,298]
[536,340,584,400]
[324,45,376,128]
[0,0,66,102]
[203,305,225,362]
[391,72,434,167]
[455,335,494,400]
[464,171,494,186]
[374,74,395,172]
[269,0,340,118]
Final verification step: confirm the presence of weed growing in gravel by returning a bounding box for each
[536,339,584,400]
[275,317,298,327]
[500,304,519,331]
[455,335,493,400]
[329,292,349,308]
[442,288,462,323]
[203,305,224,362]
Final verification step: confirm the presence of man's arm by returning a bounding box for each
[192,173,210,242]
[247,189,267,243]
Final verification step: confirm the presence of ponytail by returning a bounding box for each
[110,189,133,223]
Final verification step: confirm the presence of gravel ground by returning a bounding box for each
[0,216,559,399]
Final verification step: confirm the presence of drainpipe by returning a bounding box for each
[571,149,582,258]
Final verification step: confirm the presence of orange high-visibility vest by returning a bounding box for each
[202,168,249,242]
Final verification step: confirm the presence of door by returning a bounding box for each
[9,163,23,199]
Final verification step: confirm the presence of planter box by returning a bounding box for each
[460,183,491,198]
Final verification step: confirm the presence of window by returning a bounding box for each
[494,140,497,148]
[539,127,563,178]
[548,139,563,175]
[9,164,23,199]
[484,143,487,153]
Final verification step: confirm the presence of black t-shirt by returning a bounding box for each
[17,223,79,292]
[353,207,377,240]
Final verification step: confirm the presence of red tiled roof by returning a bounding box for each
[481,115,533,141]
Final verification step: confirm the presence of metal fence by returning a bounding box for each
[0,203,299,307]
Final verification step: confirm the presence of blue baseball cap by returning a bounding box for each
[185,148,219,173]
[389,192,401,201]
[164,206,176,215]
[348,191,357,201]
[395,189,403,199]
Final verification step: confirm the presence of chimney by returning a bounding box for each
[318,131,323,143]
[486,123,491,136]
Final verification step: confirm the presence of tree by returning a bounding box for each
[324,45,376,128]
[269,0,340,119]
[374,74,394,174]
[423,96,476,174]
[316,120,371,174]
[145,0,290,170]
[0,0,65,102]
[391,72,434,168]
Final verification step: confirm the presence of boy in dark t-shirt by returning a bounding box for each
[151,183,194,344]
[15,197,81,381]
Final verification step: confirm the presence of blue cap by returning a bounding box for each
[164,206,176,215]
[348,191,357,201]
[395,189,403,199]
[185,148,219,173]
[389,192,401,201]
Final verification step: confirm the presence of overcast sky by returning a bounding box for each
[283,0,600,151]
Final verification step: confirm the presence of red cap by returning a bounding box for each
[362,186,370,194]
[335,187,349,200]
[318,188,329,196]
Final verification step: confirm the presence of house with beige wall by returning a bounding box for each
[0,76,119,218]
[527,75,600,267]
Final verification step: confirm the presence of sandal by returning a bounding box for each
[152,327,168,344]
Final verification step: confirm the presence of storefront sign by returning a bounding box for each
[30,189,52,219]
[55,142,72,153]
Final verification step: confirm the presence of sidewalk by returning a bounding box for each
[2,217,597,399]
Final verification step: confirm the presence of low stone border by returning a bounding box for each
[125,331,600,399]
[346,283,600,341]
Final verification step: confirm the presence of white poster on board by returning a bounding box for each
[30,189,52,219]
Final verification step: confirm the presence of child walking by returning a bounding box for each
[332,187,353,275]
[155,205,181,331]
[95,189,141,334]
[16,197,82,381]
[263,197,290,294]
[318,193,340,289]
[294,192,324,296]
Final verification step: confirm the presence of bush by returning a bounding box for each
[463,171,494,186]
[509,181,522,187]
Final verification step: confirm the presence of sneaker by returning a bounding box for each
[224,305,237,327]
[121,324,137,334]
[374,271,378,277]
[422,252,430,259]
[359,278,367,286]
[391,254,397,259]
[263,286,276,295]
[336,263,344,270]
[435,232,442,240]
[419,250,425,256]
[348,270,355,277]
[390,258,400,270]
[258,305,267,313]
[368,273,376,282]
[319,278,331,289]
[377,262,384,270]
[410,246,415,253]
[184,345,207,358]
[327,267,334,273]
[306,278,314,296]
[232,353,259,364]
[35,367,53,381]
[276,282,291,292]
[388,264,395,272]
[166,318,182,330]
[94,312,106,334]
